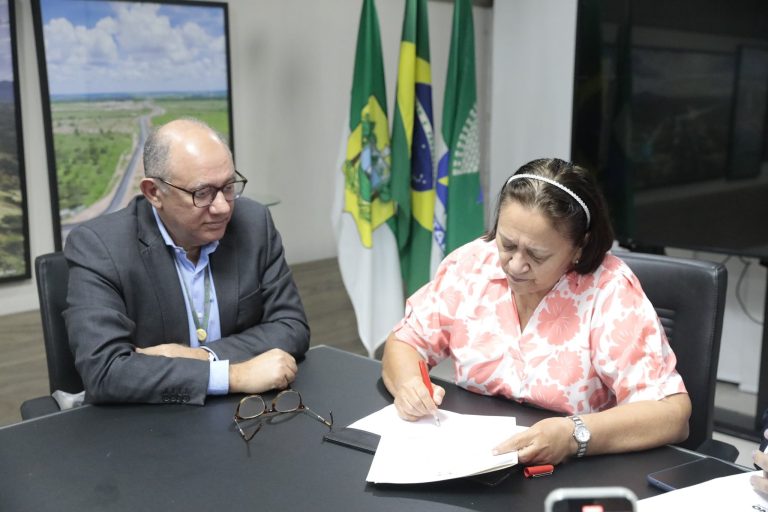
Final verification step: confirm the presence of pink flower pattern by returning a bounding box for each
[547,350,583,387]
[536,294,580,345]
[392,239,686,414]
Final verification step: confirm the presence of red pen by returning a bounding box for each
[418,360,440,426]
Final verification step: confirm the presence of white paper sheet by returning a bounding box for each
[637,471,768,511]
[349,405,525,484]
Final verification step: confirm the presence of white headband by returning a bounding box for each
[506,173,591,228]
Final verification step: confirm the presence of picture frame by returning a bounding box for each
[0,0,31,282]
[31,0,234,249]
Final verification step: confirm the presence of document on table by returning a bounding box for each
[348,404,525,484]
[637,471,768,511]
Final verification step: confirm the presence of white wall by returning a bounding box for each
[2,0,492,314]
[488,0,577,199]
[226,0,493,264]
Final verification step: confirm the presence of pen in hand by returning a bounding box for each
[418,359,441,426]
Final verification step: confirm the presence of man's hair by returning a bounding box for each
[143,117,231,181]
[483,158,614,274]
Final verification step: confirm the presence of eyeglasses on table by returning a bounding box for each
[233,388,333,442]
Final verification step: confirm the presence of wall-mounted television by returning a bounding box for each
[572,0,768,259]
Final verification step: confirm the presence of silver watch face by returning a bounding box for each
[574,425,590,443]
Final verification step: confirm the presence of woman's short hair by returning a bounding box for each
[483,158,614,274]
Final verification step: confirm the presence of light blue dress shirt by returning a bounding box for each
[152,208,229,394]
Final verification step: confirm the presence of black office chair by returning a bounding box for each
[19,252,84,420]
[616,251,738,461]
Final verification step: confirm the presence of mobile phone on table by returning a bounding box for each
[544,487,637,512]
[646,456,746,492]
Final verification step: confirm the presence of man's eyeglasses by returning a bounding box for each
[152,170,248,208]
[233,389,333,442]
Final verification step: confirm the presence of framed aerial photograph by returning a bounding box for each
[0,0,31,282]
[31,0,233,249]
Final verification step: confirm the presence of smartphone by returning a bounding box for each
[544,487,637,512]
[646,456,747,492]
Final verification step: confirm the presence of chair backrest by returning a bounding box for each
[616,251,727,451]
[35,252,84,394]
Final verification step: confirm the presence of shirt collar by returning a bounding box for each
[151,207,219,262]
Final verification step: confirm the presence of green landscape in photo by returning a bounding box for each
[151,98,230,139]
[0,100,26,279]
[52,100,143,214]
[51,96,230,224]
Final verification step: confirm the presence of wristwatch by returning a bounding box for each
[200,345,218,362]
[570,415,590,458]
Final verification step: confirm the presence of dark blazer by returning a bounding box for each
[64,196,309,405]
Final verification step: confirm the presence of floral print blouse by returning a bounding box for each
[392,239,687,414]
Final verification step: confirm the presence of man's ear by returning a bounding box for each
[140,178,163,208]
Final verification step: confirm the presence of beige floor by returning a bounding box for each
[0,257,762,468]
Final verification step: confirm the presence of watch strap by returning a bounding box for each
[571,415,589,458]
[200,345,218,362]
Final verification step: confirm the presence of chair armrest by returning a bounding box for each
[697,438,740,463]
[20,396,61,420]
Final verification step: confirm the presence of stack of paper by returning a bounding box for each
[348,405,525,484]
[637,471,768,511]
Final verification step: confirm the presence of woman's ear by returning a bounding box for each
[573,233,589,266]
[581,232,591,249]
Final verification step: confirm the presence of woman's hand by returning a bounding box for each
[392,374,445,421]
[492,417,574,465]
[382,333,446,422]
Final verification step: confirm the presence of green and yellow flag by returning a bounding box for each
[333,0,404,357]
[342,0,394,248]
[390,0,435,296]
[432,0,484,271]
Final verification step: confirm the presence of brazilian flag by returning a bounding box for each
[391,0,435,296]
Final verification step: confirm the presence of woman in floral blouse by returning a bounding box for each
[381,158,691,466]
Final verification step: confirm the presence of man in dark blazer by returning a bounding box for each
[64,118,309,405]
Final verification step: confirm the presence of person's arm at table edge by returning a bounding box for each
[381,333,444,420]
[202,205,309,363]
[494,392,691,464]
[575,393,690,454]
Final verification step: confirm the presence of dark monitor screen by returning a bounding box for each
[572,0,768,259]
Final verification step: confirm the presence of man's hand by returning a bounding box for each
[136,343,208,360]
[229,348,298,394]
